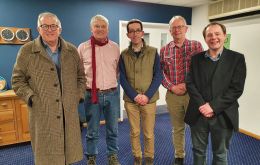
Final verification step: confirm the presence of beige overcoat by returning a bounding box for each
[12,36,86,165]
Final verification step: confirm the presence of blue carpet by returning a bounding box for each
[0,113,260,165]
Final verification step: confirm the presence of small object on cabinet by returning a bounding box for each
[0,76,7,92]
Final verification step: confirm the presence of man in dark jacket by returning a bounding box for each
[185,22,246,165]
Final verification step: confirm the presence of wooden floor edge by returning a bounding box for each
[239,128,260,140]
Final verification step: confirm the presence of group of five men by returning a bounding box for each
[11,12,246,165]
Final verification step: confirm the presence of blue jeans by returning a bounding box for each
[84,89,120,156]
[190,116,233,165]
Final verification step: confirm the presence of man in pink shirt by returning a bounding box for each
[78,14,120,165]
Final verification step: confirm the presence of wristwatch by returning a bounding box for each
[0,28,15,41]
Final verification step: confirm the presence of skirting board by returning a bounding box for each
[239,128,260,140]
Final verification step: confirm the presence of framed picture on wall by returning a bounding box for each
[0,28,15,41]
[0,26,31,44]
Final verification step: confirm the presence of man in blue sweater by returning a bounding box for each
[119,19,162,165]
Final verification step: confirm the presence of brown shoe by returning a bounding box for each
[87,155,96,165]
[108,154,121,165]
[134,157,142,165]
[145,157,154,165]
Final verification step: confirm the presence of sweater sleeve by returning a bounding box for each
[144,52,162,99]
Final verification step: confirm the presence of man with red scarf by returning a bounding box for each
[78,14,120,165]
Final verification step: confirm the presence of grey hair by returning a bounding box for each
[169,15,187,29]
[37,12,62,28]
[90,14,109,27]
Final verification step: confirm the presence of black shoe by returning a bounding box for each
[174,158,184,165]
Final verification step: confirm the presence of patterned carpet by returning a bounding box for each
[0,113,259,165]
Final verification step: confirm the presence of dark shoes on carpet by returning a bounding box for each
[134,157,142,165]
[133,157,154,165]
[145,157,154,165]
[87,154,120,165]
[173,158,184,165]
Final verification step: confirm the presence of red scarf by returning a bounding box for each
[90,36,109,103]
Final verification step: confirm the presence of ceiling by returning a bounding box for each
[128,0,217,7]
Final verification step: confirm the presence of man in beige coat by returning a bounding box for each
[11,12,86,165]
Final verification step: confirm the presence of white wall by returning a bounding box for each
[191,5,260,136]
[190,4,209,49]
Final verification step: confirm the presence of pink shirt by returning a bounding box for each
[78,40,120,90]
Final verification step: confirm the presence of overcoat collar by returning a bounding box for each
[31,36,70,54]
[31,36,72,62]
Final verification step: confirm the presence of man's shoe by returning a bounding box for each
[134,157,142,165]
[145,157,154,165]
[87,155,96,165]
[174,158,184,165]
[108,154,121,165]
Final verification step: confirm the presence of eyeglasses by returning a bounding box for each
[128,29,142,35]
[93,24,107,29]
[171,25,186,30]
[40,24,59,31]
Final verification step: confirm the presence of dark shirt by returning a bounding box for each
[203,57,219,102]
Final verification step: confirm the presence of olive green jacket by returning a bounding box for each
[121,43,160,103]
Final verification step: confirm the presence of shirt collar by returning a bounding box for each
[130,38,145,52]
[169,38,188,48]
[204,49,223,61]
[40,37,61,51]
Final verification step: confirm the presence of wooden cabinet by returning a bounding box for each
[15,99,30,142]
[0,90,30,146]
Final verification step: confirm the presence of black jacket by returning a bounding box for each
[184,48,246,131]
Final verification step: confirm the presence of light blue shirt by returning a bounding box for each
[42,40,61,69]
[205,49,223,61]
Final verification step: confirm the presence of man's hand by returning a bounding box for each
[199,103,214,118]
[134,94,143,104]
[171,83,186,96]
[134,94,149,106]
[139,95,149,106]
